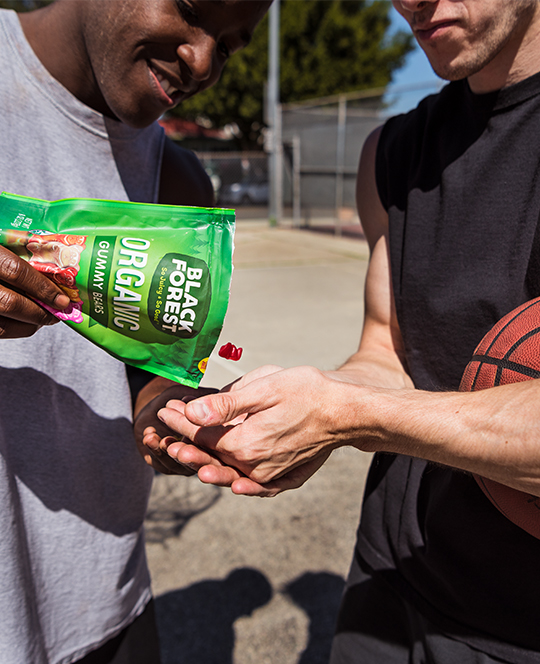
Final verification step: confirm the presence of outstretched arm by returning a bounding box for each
[158,127,540,499]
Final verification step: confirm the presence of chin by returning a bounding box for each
[427,52,491,83]
[108,106,162,129]
[99,91,163,128]
[430,68,466,82]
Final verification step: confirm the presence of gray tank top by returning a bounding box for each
[0,10,165,663]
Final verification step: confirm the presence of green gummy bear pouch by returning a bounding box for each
[0,192,235,387]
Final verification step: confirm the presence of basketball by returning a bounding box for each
[459,297,540,538]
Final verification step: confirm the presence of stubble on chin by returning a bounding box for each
[420,0,539,83]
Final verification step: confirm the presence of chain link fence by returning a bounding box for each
[195,82,443,230]
[281,91,383,230]
[195,152,269,214]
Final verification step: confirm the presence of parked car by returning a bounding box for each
[218,178,269,206]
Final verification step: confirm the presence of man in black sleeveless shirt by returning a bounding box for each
[151,1,540,661]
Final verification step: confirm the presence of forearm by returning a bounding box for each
[344,379,540,496]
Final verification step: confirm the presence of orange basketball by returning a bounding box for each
[459,297,540,538]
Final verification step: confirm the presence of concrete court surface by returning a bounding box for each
[145,221,374,664]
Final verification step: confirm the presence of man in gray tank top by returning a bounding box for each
[0,1,270,662]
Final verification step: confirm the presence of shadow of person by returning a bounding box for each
[145,474,221,544]
[0,365,149,535]
[155,567,272,664]
[285,572,346,664]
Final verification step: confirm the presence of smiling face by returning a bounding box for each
[392,0,540,90]
[70,0,271,127]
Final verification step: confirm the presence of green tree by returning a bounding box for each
[172,0,413,147]
[0,0,51,10]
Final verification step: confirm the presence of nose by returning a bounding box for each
[395,0,436,10]
[177,35,214,83]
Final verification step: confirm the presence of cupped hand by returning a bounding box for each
[0,246,71,337]
[164,428,332,497]
[135,367,282,477]
[144,427,239,482]
[157,365,351,487]
[134,379,220,475]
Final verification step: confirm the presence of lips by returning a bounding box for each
[148,63,185,104]
[414,19,459,41]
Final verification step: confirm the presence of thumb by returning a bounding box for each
[184,384,269,426]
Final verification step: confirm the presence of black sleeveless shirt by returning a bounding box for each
[356,74,540,662]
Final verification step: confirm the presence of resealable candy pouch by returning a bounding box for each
[0,192,235,387]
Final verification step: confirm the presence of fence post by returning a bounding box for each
[268,0,282,227]
[276,103,283,225]
[335,95,347,236]
[292,135,301,227]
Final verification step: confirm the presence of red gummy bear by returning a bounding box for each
[218,342,243,361]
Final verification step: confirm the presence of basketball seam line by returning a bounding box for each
[495,326,540,384]
[501,326,540,359]
[484,298,540,355]
[470,354,540,380]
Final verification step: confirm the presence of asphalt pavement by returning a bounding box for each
[145,220,373,664]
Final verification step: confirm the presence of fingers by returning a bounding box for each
[140,439,193,475]
[141,427,166,454]
[0,316,46,339]
[183,382,276,428]
[197,464,244,487]
[140,427,196,476]
[166,440,251,488]
[163,437,223,469]
[143,426,239,482]
[0,287,59,333]
[158,367,285,432]
[0,248,70,308]
[229,473,308,498]
[229,477,283,498]
[156,368,336,491]
[183,395,234,427]
[229,453,332,497]
[157,400,204,442]
[0,248,71,335]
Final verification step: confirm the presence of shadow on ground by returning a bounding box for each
[145,474,222,544]
[156,568,272,664]
[286,572,345,664]
[155,570,345,664]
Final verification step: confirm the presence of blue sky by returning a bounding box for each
[384,5,444,115]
